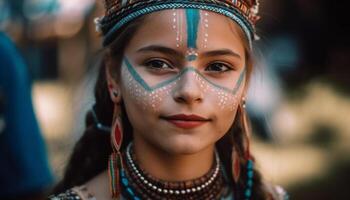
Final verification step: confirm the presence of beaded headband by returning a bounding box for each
[95,0,260,47]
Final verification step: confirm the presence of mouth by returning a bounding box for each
[160,114,211,129]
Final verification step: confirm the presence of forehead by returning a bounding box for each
[126,9,245,53]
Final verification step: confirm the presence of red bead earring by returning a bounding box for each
[108,110,124,198]
[111,115,123,152]
[108,84,124,197]
[232,146,241,183]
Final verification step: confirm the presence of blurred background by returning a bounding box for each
[0,0,349,199]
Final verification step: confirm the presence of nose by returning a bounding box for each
[172,70,204,105]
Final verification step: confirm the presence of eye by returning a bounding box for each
[144,59,174,71]
[205,62,233,73]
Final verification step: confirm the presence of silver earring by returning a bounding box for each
[113,90,119,97]
[242,97,247,109]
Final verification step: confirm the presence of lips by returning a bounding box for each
[161,114,210,129]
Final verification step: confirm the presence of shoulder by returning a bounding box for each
[49,172,115,200]
[48,186,94,200]
[264,182,290,200]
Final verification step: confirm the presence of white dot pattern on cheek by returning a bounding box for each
[193,72,240,111]
[216,90,239,111]
[122,65,180,112]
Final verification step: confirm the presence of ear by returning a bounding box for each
[106,66,122,104]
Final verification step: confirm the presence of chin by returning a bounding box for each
[158,135,212,155]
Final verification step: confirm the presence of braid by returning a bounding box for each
[216,104,270,200]
[51,17,144,195]
[238,107,268,200]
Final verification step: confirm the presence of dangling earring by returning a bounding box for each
[240,96,251,160]
[232,146,241,184]
[112,90,119,98]
[231,97,250,183]
[108,90,124,198]
[242,96,247,109]
[238,97,255,200]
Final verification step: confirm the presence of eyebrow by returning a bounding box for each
[137,45,183,59]
[202,49,242,59]
[136,45,242,60]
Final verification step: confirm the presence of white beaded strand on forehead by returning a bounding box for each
[202,11,210,49]
[172,9,182,48]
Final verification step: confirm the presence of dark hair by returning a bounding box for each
[52,15,270,200]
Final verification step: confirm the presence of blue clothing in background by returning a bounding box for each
[0,32,53,198]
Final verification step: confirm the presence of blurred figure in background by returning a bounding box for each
[0,32,53,200]
[247,36,300,140]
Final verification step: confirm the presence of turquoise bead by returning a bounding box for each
[247,160,254,170]
[122,178,129,186]
[247,170,254,178]
[247,179,253,187]
[245,189,252,197]
[127,187,134,196]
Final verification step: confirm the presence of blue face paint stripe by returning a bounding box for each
[124,58,153,91]
[186,54,198,61]
[124,57,245,94]
[182,67,246,95]
[186,9,200,49]
[232,70,246,94]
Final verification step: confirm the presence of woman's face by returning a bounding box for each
[119,9,247,154]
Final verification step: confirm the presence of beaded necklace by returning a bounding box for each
[120,143,230,200]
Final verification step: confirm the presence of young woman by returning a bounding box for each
[50,0,289,199]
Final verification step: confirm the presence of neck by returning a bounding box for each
[132,137,215,182]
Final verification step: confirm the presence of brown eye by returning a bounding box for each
[144,59,174,70]
[205,62,233,73]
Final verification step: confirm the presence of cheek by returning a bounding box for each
[193,72,242,111]
[217,103,238,129]
[214,92,239,127]
[209,86,241,112]
[121,64,177,112]
[203,78,243,136]
[215,89,242,135]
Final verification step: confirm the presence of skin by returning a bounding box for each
[87,9,248,199]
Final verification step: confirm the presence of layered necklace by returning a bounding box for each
[120,143,230,200]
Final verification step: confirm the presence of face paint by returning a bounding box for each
[122,57,245,111]
[185,9,200,61]
[186,9,200,49]
[122,58,179,111]
[202,12,209,48]
[171,9,211,59]
[172,9,183,48]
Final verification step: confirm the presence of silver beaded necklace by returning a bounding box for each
[125,142,221,195]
